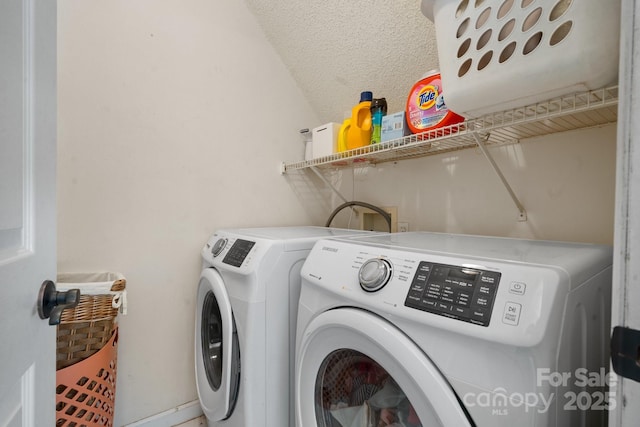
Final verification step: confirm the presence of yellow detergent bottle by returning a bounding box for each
[346,91,373,150]
[337,118,351,152]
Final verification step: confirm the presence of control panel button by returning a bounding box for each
[478,285,493,295]
[437,302,453,312]
[471,308,489,322]
[406,291,423,304]
[409,282,427,293]
[424,291,439,300]
[421,299,437,308]
[509,281,526,295]
[502,302,522,326]
[456,292,471,307]
[453,306,470,317]
[473,296,489,307]
[480,273,499,284]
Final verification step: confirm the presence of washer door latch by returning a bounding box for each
[611,326,640,382]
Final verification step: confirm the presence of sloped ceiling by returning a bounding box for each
[244,0,439,126]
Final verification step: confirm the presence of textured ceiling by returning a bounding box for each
[244,0,439,126]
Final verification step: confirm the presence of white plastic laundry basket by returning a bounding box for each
[421,0,621,118]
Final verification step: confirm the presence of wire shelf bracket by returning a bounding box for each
[472,131,527,221]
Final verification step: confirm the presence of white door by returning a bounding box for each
[295,308,473,427]
[610,1,640,425]
[0,0,57,425]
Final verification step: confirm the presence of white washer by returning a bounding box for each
[296,232,613,427]
[195,226,375,427]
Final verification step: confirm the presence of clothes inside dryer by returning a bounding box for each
[317,349,423,427]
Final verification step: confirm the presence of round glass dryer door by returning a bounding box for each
[316,349,424,426]
[196,268,240,421]
[201,290,224,390]
[296,308,474,427]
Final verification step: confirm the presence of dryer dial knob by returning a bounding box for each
[211,238,227,257]
[359,258,392,292]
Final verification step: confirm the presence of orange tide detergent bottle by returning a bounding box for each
[345,91,373,150]
[406,71,464,134]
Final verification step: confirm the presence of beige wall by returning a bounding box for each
[57,0,617,425]
[328,124,616,245]
[57,0,322,424]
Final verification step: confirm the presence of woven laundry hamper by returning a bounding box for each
[55,272,127,427]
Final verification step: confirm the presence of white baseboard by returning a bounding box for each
[124,400,204,427]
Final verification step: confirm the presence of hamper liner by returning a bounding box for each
[55,272,127,427]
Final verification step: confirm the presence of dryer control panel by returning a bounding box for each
[404,262,501,326]
[222,239,255,267]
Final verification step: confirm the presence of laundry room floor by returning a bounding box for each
[173,416,206,426]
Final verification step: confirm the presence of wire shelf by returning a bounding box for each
[281,86,618,173]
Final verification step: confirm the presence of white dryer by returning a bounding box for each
[296,232,613,427]
[195,226,374,427]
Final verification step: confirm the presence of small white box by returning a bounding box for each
[312,123,340,159]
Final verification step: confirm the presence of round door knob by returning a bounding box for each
[359,258,392,292]
[211,238,227,257]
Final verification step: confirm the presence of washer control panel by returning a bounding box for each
[404,261,501,326]
[222,238,255,267]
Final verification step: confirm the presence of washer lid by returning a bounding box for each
[296,308,473,427]
[195,268,240,421]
